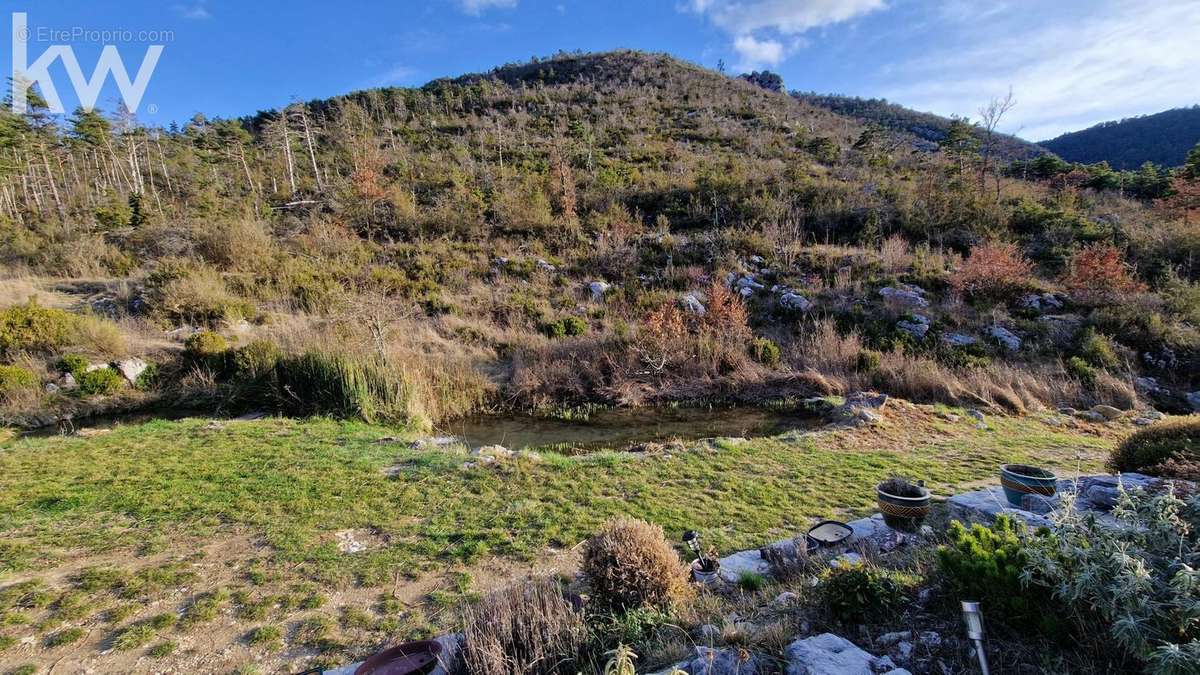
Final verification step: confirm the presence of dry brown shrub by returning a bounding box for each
[198,219,275,270]
[878,234,912,274]
[582,517,693,611]
[461,576,587,675]
[950,241,1034,301]
[1061,243,1146,304]
[75,314,129,359]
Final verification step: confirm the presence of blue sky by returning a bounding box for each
[5,0,1199,140]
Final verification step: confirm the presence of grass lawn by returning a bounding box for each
[0,404,1121,672]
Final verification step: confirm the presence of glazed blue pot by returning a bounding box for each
[1000,464,1058,507]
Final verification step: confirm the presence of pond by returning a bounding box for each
[440,406,821,455]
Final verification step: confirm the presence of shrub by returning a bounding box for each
[0,365,37,392]
[184,330,228,358]
[1061,244,1145,304]
[937,516,1057,633]
[56,354,89,378]
[818,560,909,622]
[1024,487,1200,673]
[234,340,282,379]
[44,627,85,647]
[134,362,159,390]
[77,367,124,396]
[581,517,692,611]
[543,317,587,338]
[750,337,781,367]
[1078,328,1121,369]
[461,576,587,675]
[149,641,176,658]
[273,351,421,427]
[1065,356,1097,385]
[0,301,79,357]
[854,349,882,373]
[950,241,1034,302]
[1107,417,1200,479]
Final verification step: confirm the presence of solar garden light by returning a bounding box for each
[683,530,703,558]
[961,601,991,675]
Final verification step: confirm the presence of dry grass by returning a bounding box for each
[581,517,693,611]
[460,576,587,675]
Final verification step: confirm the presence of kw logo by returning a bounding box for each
[9,12,164,114]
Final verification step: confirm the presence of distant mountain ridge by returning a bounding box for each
[1040,106,1200,169]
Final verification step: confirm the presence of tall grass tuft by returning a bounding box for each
[273,351,429,430]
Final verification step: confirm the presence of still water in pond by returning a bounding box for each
[441,406,820,454]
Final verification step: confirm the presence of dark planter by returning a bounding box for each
[1000,464,1057,507]
[876,481,931,530]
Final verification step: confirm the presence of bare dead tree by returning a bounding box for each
[978,88,1017,201]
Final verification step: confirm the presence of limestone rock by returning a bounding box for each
[879,286,928,308]
[472,445,514,462]
[676,646,762,675]
[942,332,976,347]
[896,315,930,340]
[588,281,611,300]
[988,325,1021,351]
[681,294,707,315]
[114,357,150,384]
[780,292,811,311]
[785,633,909,675]
[1090,404,1125,421]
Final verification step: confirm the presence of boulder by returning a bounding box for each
[896,315,930,340]
[942,332,976,347]
[780,292,812,311]
[1090,404,1125,421]
[472,445,514,462]
[676,646,763,675]
[785,633,910,675]
[717,548,770,583]
[988,326,1021,351]
[536,259,557,272]
[59,373,77,390]
[735,276,765,292]
[879,286,928,308]
[681,294,707,315]
[588,281,611,300]
[114,357,150,385]
[830,392,889,427]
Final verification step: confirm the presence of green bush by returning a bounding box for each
[234,340,282,379]
[56,354,89,378]
[818,561,909,622]
[184,330,228,358]
[273,351,419,427]
[77,367,124,396]
[1107,417,1199,479]
[543,316,588,338]
[0,365,37,392]
[855,349,882,373]
[0,301,79,358]
[937,516,1058,633]
[750,337,781,367]
[1078,328,1121,369]
[1065,356,1097,385]
[134,362,159,390]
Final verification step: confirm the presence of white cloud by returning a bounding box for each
[732,35,786,69]
[879,0,1200,140]
[689,0,886,35]
[173,2,210,20]
[687,0,886,71]
[458,0,517,16]
[363,64,419,89]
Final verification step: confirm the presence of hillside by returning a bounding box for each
[1041,105,1200,169]
[0,48,1198,431]
[793,92,1045,160]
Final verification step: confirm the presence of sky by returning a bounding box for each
[4,0,1199,141]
